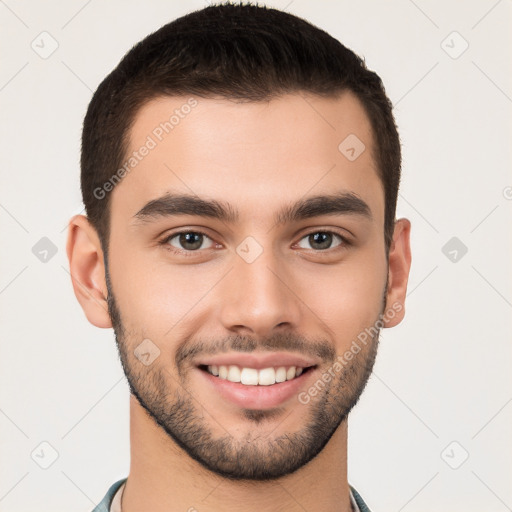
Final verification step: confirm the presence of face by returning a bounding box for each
[104,92,391,480]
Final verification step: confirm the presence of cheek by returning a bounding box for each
[108,248,224,338]
[108,246,166,334]
[298,250,387,343]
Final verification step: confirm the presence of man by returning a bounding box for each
[66,3,411,511]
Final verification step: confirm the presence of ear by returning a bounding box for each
[66,214,112,328]
[383,218,412,328]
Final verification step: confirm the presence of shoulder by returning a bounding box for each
[90,478,127,512]
[349,484,373,512]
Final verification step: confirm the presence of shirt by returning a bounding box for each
[92,478,372,512]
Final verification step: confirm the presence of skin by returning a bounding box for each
[67,92,411,512]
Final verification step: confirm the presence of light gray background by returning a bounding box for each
[1,1,511,511]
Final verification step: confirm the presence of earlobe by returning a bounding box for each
[383,218,412,328]
[66,215,112,328]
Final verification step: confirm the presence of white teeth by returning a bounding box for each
[207,364,306,385]
[258,367,275,386]
[240,367,259,385]
[275,366,287,383]
[227,365,241,382]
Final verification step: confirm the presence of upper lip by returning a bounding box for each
[195,352,319,370]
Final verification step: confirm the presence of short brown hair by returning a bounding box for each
[81,2,401,257]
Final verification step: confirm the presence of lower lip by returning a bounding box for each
[197,367,316,410]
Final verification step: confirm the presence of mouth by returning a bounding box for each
[193,352,320,409]
[198,364,316,386]
[196,361,318,410]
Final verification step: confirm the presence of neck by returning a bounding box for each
[121,395,353,512]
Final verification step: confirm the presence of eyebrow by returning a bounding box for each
[132,191,372,226]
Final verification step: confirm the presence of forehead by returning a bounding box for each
[110,92,383,226]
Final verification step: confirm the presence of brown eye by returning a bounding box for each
[296,231,345,251]
[165,231,214,252]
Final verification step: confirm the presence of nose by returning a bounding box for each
[218,244,301,338]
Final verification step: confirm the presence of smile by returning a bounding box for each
[201,364,314,386]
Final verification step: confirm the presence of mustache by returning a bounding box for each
[175,332,336,368]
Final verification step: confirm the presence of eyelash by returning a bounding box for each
[158,229,352,258]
